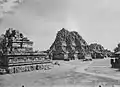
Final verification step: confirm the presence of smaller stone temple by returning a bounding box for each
[5,28,33,54]
[0,28,52,74]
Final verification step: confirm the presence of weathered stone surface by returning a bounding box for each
[49,28,89,60]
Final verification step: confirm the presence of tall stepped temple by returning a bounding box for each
[49,28,90,60]
[0,28,52,74]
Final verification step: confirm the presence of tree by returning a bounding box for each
[114,47,119,53]
[0,34,7,54]
[114,43,120,53]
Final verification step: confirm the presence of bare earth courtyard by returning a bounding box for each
[0,58,120,87]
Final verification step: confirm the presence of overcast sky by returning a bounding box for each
[0,0,120,51]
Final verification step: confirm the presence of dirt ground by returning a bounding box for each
[0,59,120,87]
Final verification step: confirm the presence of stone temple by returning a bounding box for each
[0,28,52,74]
[49,28,90,60]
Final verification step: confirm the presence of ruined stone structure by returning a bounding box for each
[89,43,105,59]
[49,28,89,60]
[0,28,52,74]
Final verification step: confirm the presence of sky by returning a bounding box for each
[0,0,120,51]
